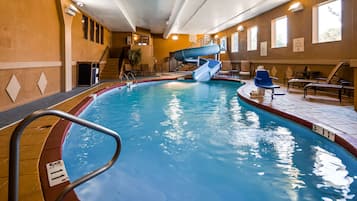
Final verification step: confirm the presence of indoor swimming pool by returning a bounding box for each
[62,80,357,201]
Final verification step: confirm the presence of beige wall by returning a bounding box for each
[214,0,357,109]
[0,0,111,111]
[213,0,357,90]
[219,0,357,62]
[111,32,131,57]
[0,1,61,111]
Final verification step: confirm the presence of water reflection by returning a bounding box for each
[163,94,184,143]
[228,97,304,201]
[313,146,354,200]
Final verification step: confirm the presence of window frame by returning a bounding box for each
[271,15,288,48]
[312,0,342,44]
[247,26,258,51]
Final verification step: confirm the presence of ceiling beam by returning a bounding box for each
[113,0,136,32]
[163,0,187,39]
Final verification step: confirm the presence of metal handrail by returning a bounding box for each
[120,72,136,84]
[127,72,136,83]
[122,73,130,82]
[8,109,122,201]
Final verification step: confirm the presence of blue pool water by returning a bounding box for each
[63,80,357,201]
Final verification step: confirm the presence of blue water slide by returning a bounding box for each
[174,44,221,81]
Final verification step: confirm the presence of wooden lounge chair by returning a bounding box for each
[287,62,345,90]
[254,69,280,99]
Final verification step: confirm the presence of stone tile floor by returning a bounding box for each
[237,79,357,150]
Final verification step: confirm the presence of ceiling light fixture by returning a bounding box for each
[288,2,304,12]
[76,1,84,7]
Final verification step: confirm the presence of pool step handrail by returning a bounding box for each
[127,71,136,83]
[8,109,122,201]
[120,71,136,85]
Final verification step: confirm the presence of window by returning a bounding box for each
[231,32,239,53]
[95,23,100,43]
[271,16,287,48]
[100,26,104,44]
[247,26,258,51]
[90,19,94,41]
[313,0,341,43]
[82,15,88,39]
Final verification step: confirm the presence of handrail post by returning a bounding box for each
[8,109,121,201]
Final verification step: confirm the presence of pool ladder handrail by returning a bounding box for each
[8,109,122,201]
[120,71,136,84]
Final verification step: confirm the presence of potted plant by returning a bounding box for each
[128,48,142,67]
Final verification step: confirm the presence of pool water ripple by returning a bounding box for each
[63,80,357,201]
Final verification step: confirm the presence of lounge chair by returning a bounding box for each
[304,80,354,103]
[302,62,354,102]
[287,62,345,90]
[254,69,280,99]
[239,60,251,79]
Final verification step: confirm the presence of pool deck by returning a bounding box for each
[0,73,356,201]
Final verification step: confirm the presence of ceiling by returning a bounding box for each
[72,0,291,38]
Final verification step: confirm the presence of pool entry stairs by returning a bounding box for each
[8,109,122,201]
[174,44,221,82]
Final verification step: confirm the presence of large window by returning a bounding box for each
[90,19,94,41]
[100,26,104,44]
[231,32,239,53]
[247,26,258,51]
[82,15,88,40]
[312,0,341,43]
[271,16,287,48]
[95,23,100,43]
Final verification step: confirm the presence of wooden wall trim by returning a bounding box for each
[221,59,353,65]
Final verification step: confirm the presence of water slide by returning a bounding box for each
[174,44,221,81]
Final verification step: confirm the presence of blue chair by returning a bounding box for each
[254,70,280,99]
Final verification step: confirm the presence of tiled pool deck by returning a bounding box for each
[0,74,356,201]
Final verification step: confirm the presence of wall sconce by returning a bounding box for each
[214,34,219,40]
[237,25,244,32]
[76,1,84,7]
[65,4,80,16]
[172,35,179,40]
[288,2,304,12]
